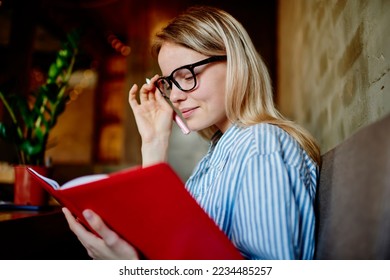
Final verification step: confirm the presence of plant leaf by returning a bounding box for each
[0,28,81,165]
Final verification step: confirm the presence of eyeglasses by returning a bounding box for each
[155,55,227,98]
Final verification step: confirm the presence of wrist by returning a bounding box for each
[141,140,169,167]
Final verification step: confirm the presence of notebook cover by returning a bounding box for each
[28,163,243,260]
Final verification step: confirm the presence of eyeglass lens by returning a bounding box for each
[156,67,195,98]
[155,56,226,98]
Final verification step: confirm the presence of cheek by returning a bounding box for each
[192,65,227,105]
[193,87,225,107]
[204,91,227,119]
[209,81,226,106]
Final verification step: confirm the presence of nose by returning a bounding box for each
[169,85,187,103]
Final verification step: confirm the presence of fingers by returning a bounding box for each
[62,207,98,256]
[62,208,93,238]
[62,207,84,233]
[82,209,119,247]
[128,84,139,109]
[62,208,139,259]
[128,76,159,106]
[63,207,119,258]
[140,77,157,102]
[82,209,140,259]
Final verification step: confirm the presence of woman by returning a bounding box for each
[63,5,320,260]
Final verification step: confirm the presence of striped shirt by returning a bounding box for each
[185,123,318,259]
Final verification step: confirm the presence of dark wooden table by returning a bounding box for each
[0,206,90,260]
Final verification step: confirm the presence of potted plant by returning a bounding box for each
[0,30,80,205]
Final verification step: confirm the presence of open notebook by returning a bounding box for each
[28,162,243,260]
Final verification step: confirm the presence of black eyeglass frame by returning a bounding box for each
[154,55,227,97]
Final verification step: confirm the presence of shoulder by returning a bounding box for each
[231,123,311,168]
[232,123,297,153]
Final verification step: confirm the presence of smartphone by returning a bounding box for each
[146,78,190,135]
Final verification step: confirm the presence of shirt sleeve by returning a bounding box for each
[231,150,316,260]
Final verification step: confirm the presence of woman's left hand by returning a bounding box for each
[62,207,139,260]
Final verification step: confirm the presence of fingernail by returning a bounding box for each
[83,210,93,221]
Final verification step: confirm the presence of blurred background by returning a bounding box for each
[0,0,389,184]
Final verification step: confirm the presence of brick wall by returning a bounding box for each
[277,0,390,153]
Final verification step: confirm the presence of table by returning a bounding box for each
[0,206,90,260]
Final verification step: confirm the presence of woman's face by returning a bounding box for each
[157,42,230,133]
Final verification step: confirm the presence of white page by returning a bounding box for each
[28,168,60,189]
[60,174,108,189]
[28,167,108,190]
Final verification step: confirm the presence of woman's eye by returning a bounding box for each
[184,75,195,81]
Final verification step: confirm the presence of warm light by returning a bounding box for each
[120,46,131,56]
[111,38,122,49]
[65,69,97,103]
[69,89,79,101]
[83,69,94,79]
[106,32,131,57]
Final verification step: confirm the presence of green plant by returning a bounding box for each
[0,30,80,165]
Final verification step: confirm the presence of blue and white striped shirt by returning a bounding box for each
[185,123,318,259]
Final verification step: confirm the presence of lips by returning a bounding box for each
[180,107,198,119]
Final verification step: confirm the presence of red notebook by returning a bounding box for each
[27,163,243,260]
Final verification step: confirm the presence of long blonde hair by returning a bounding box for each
[152,6,321,165]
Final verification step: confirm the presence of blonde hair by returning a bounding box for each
[152,6,321,165]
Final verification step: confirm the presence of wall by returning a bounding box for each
[277,0,390,153]
[45,70,97,164]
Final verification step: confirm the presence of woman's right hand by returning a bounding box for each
[62,207,139,260]
[128,75,173,166]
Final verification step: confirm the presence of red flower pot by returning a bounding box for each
[14,165,49,206]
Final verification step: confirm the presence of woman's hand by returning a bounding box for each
[128,75,173,166]
[62,207,139,260]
